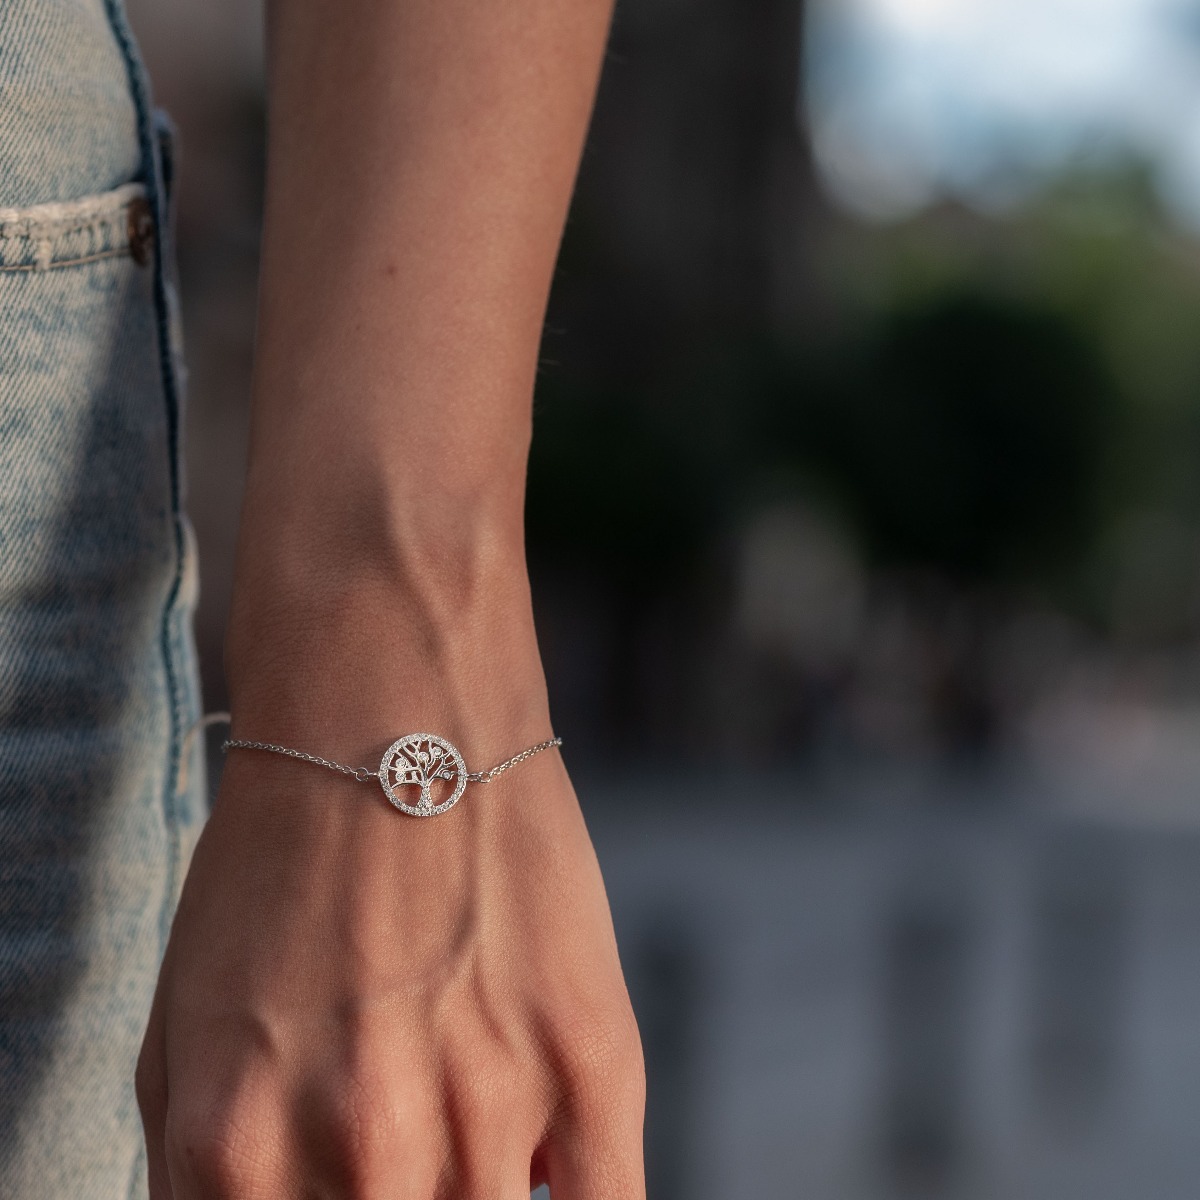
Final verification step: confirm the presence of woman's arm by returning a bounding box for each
[136,0,645,1195]
[234,0,614,742]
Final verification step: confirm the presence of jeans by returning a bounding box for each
[0,1,206,1195]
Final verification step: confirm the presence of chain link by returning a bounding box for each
[464,738,563,783]
[220,734,563,786]
[221,739,380,782]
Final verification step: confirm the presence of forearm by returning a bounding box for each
[227,0,614,748]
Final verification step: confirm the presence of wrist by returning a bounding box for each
[226,376,548,760]
[224,546,551,762]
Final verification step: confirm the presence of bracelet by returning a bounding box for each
[221,729,563,817]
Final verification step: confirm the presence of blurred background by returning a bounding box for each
[128,0,1200,1194]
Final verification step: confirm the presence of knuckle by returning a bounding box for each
[558,1006,646,1111]
[167,1109,269,1196]
[319,1076,403,1192]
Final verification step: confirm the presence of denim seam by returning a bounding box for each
[0,182,145,230]
[99,0,186,911]
[0,247,130,274]
[99,6,187,1197]
[0,182,147,271]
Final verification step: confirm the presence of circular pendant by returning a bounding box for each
[379,733,467,816]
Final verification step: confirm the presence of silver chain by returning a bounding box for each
[219,733,562,786]
[464,738,564,783]
[219,738,381,783]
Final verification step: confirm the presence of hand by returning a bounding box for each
[136,726,645,1198]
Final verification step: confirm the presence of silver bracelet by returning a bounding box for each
[220,728,563,817]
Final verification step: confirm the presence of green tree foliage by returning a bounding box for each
[769,293,1116,582]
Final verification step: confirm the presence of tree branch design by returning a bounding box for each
[389,737,458,809]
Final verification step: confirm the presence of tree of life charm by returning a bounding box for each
[379,733,468,816]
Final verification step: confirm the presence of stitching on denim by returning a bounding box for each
[0,183,145,270]
[0,246,129,273]
[100,7,188,963]
[97,9,190,1200]
[0,182,145,231]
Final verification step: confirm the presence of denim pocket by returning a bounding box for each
[0,181,154,274]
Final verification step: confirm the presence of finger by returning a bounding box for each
[135,983,173,1200]
[540,1097,646,1200]
[540,1004,648,1200]
[434,1159,532,1200]
[163,1066,290,1200]
[541,1123,646,1200]
[294,1065,438,1200]
[432,1062,540,1200]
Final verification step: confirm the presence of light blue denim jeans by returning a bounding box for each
[0,1,206,1196]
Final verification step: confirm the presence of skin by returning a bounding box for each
[135,0,646,1195]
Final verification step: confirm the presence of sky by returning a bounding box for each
[805,0,1200,227]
